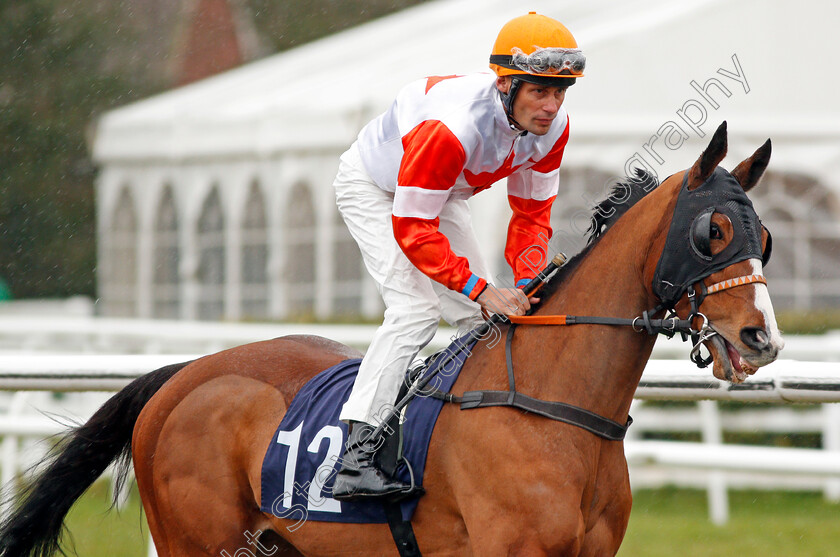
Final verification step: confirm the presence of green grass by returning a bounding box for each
[33,483,840,556]
[61,481,148,557]
[775,310,840,335]
[619,488,840,557]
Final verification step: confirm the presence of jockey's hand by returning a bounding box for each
[476,285,537,317]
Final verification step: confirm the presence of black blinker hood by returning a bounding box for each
[652,166,765,307]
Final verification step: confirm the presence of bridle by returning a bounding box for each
[684,272,767,366]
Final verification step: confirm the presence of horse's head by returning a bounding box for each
[649,122,783,383]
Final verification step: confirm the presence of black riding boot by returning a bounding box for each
[332,422,412,501]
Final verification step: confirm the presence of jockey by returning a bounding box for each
[332,12,585,500]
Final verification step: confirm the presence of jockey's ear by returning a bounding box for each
[495,76,512,94]
[686,121,728,191]
[731,139,772,193]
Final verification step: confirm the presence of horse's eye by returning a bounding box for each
[710,223,722,240]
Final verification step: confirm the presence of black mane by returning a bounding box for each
[536,170,660,301]
[587,169,659,244]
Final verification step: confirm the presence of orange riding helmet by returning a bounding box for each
[490,12,584,81]
[490,12,585,114]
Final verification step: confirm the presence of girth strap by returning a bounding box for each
[383,502,422,557]
[458,390,630,441]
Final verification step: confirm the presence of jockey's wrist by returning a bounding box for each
[462,274,487,300]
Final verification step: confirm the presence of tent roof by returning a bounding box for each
[92,0,840,187]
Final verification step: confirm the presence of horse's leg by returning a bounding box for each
[135,373,301,556]
[578,443,632,557]
[457,492,586,557]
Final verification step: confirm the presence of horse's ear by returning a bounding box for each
[731,139,772,192]
[686,121,728,190]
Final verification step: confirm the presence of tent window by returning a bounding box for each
[153,186,180,319]
[102,187,138,317]
[285,183,316,317]
[102,187,138,316]
[242,181,269,319]
[197,187,226,320]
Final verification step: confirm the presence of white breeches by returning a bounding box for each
[335,142,489,425]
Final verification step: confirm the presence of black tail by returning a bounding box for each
[0,360,192,557]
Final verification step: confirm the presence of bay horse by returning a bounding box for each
[0,123,783,556]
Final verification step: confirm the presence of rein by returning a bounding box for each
[508,272,767,366]
[509,274,765,327]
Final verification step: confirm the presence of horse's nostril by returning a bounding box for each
[741,327,770,350]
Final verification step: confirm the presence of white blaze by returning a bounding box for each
[751,259,784,351]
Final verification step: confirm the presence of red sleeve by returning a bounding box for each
[504,118,567,284]
[392,120,486,299]
[505,196,555,286]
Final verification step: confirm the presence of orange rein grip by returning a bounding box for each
[507,314,568,325]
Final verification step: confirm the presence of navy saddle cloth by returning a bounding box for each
[260,336,476,524]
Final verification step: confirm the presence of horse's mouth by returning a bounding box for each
[705,331,759,384]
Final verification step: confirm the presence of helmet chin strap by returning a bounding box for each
[500,78,527,133]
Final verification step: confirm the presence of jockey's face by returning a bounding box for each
[497,77,567,136]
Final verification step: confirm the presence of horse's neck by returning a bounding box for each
[511,202,669,423]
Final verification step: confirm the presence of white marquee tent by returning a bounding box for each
[92,0,840,320]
